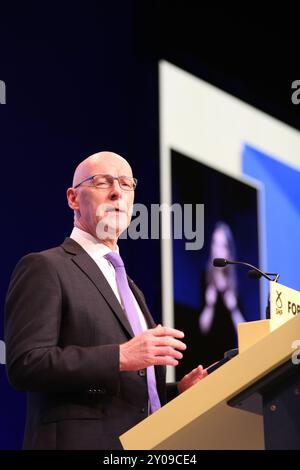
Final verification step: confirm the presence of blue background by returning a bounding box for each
[243,144,300,309]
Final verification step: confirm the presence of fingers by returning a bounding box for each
[154,346,184,360]
[177,364,208,394]
[192,365,206,374]
[182,365,206,381]
[188,365,208,379]
[154,336,187,351]
[152,324,185,339]
[153,356,179,367]
[151,325,186,352]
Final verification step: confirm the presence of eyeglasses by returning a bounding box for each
[74,174,137,191]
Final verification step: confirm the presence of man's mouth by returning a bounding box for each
[106,207,126,213]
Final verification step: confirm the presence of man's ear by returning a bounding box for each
[67,187,79,210]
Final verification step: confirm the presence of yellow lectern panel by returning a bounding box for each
[120,314,300,450]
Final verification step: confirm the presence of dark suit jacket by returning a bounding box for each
[5,238,176,450]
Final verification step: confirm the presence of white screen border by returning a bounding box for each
[159,60,300,380]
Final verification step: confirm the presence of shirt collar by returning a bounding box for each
[70,227,119,259]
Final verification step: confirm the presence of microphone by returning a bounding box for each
[248,269,280,282]
[213,258,279,282]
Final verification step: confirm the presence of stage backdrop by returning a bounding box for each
[159,61,300,380]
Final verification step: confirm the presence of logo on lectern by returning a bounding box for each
[275,290,283,315]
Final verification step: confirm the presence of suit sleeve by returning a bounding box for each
[5,253,120,394]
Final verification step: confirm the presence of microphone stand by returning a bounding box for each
[213,258,280,319]
[247,270,280,319]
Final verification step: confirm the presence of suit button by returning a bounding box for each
[138,369,146,377]
[141,407,146,413]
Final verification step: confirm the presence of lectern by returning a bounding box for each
[120,287,300,450]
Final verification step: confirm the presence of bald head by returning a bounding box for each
[72,151,132,187]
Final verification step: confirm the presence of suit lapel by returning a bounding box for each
[62,238,134,337]
[127,277,156,329]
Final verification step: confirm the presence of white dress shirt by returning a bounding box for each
[70,227,148,331]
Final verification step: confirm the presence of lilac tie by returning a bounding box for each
[104,251,161,414]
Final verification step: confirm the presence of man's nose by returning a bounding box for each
[109,179,122,199]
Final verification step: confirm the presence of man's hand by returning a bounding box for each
[119,325,186,371]
[177,365,208,394]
